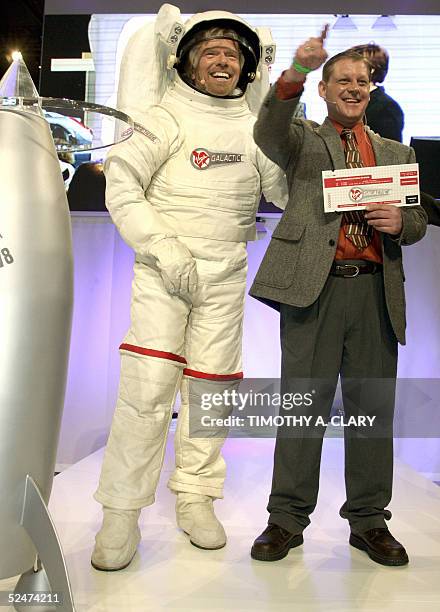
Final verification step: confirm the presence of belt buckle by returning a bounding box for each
[338,264,359,278]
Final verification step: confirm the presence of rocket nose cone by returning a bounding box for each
[0,58,39,98]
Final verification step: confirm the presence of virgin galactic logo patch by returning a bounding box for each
[349,187,392,203]
[191,148,243,170]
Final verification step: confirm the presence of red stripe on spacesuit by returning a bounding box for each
[183,368,243,381]
[119,343,187,364]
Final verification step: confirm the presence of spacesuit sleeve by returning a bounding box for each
[254,146,289,210]
[104,107,181,257]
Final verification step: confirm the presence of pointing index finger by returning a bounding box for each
[319,24,330,43]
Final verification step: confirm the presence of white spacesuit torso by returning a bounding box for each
[151,76,268,243]
[105,75,287,262]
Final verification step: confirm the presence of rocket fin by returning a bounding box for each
[14,475,75,611]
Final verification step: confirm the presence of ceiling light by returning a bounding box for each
[372,15,397,30]
[332,15,358,31]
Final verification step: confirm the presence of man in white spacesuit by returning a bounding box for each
[92,8,287,571]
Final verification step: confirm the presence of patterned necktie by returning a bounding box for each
[341,128,373,250]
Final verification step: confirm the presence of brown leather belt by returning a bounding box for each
[330,260,382,278]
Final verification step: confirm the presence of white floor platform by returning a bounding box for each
[2,435,440,611]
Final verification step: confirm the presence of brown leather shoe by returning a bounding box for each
[350,528,409,566]
[251,524,303,562]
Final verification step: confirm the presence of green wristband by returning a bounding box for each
[292,61,313,74]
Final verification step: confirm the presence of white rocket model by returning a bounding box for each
[0,56,134,610]
[0,58,75,611]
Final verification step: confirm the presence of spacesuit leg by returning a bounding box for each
[95,350,185,509]
[168,259,247,548]
[92,261,190,570]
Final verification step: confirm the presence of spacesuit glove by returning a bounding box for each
[149,237,198,299]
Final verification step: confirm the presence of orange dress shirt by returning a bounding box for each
[275,75,382,263]
[331,121,382,263]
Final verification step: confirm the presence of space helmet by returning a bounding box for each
[175,10,261,94]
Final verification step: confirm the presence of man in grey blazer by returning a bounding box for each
[250,31,427,566]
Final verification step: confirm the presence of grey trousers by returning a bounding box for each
[268,270,398,533]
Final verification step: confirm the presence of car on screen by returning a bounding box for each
[46,112,93,167]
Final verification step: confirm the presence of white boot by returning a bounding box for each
[91,507,141,571]
[176,493,226,550]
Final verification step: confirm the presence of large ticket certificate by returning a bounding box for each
[322,163,420,212]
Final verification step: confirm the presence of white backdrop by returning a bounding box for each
[88,13,440,150]
[57,10,440,476]
[58,214,440,480]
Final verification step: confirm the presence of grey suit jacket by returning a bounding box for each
[250,88,427,345]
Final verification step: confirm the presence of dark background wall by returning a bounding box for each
[39,15,90,98]
[0,1,44,86]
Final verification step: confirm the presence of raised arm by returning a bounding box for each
[253,26,329,171]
